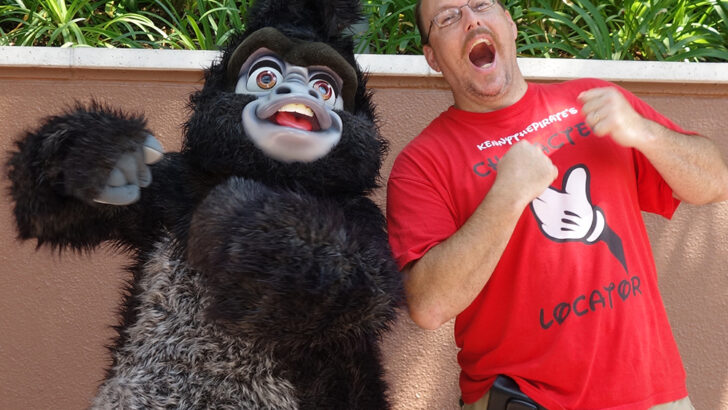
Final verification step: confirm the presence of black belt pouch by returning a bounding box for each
[487,375,545,410]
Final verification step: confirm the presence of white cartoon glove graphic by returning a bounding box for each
[531,165,627,272]
[532,166,604,243]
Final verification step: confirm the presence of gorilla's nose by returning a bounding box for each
[273,75,322,102]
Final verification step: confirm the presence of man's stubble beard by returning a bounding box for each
[466,69,511,100]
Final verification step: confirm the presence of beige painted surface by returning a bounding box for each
[1,61,727,410]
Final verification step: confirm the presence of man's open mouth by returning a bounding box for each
[270,103,321,132]
[469,38,495,68]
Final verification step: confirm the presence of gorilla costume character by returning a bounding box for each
[5,0,403,408]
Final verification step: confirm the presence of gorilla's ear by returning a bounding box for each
[245,0,362,40]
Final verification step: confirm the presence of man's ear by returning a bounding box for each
[423,45,441,73]
[505,10,518,40]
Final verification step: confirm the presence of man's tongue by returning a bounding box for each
[273,111,314,131]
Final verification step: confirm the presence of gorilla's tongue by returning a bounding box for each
[273,111,315,132]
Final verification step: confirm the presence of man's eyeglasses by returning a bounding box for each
[423,0,498,44]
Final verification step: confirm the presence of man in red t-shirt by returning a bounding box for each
[386,0,728,409]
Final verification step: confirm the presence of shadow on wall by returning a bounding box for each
[372,85,463,410]
[635,84,728,410]
[645,203,728,410]
[1,62,728,410]
[0,71,193,410]
[382,314,461,410]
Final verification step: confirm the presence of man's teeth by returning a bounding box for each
[474,38,492,47]
[278,103,314,117]
[471,38,494,68]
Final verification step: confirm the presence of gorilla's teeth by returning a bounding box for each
[279,103,314,117]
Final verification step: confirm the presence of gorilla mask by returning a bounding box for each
[227,27,358,162]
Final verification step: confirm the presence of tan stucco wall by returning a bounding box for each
[1,53,727,410]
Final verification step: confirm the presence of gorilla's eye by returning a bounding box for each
[312,80,333,100]
[247,66,282,92]
[256,70,278,89]
[309,73,340,109]
[235,54,284,95]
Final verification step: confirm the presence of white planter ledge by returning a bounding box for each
[1,46,727,84]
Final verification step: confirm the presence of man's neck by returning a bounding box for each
[453,78,529,113]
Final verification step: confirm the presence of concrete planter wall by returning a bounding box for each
[1,47,727,410]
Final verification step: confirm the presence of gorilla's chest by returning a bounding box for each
[92,239,300,409]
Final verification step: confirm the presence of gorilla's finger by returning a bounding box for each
[93,184,141,206]
[116,153,139,186]
[135,147,152,188]
[138,165,152,188]
[107,167,127,187]
[143,134,164,164]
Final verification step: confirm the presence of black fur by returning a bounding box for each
[5,0,403,408]
[246,0,363,42]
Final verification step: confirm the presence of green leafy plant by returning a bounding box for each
[1,0,727,62]
[355,0,421,54]
[625,0,728,61]
[0,0,167,47]
[137,0,252,50]
[513,0,728,61]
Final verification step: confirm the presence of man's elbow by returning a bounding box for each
[707,164,728,203]
[407,303,450,330]
[674,179,728,205]
[709,188,728,204]
[687,187,728,205]
[402,263,454,330]
[716,182,728,203]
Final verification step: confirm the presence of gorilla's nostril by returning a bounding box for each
[275,86,292,94]
[309,90,320,99]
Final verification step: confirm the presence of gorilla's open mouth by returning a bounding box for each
[271,103,321,132]
[469,38,495,68]
[242,99,342,163]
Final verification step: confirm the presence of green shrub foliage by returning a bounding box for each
[1,0,727,61]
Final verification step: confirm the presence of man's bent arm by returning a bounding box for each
[405,181,525,330]
[632,122,728,204]
[405,141,557,330]
[580,87,728,204]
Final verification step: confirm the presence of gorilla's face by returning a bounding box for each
[183,27,385,196]
[234,48,344,163]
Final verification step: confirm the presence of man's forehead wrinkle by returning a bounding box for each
[430,0,460,14]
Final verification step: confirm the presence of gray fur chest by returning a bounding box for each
[91,240,299,410]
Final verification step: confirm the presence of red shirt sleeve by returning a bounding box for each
[386,152,458,271]
[612,84,693,219]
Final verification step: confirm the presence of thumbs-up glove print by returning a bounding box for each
[531,165,605,243]
[531,165,627,272]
